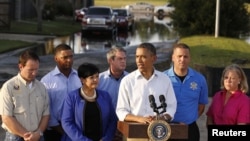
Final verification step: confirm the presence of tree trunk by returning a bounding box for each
[29,0,45,32]
[37,8,43,32]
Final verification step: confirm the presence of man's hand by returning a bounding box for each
[136,116,154,124]
[23,131,40,141]
[153,114,172,122]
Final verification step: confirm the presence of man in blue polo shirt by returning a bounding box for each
[164,43,208,141]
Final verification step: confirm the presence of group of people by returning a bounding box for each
[0,42,249,141]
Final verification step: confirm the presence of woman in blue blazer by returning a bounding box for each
[61,63,117,141]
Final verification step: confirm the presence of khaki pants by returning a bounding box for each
[126,139,149,141]
[124,136,149,141]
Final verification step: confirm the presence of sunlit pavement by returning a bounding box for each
[197,97,211,141]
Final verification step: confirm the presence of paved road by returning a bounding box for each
[197,98,211,141]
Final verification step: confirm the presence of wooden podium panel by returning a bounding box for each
[118,121,188,139]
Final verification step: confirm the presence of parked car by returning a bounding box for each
[75,7,88,22]
[125,2,154,13]
[154,3,175,16]
[113,8,134,31]
[81,6,117,37]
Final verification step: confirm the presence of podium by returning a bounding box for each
[118,121,188,140]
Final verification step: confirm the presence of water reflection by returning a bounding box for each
[44,14,178,55]
[239,33,250,44]
[154,16,173,31]
[133,13,154,22]
[130,14,176,45]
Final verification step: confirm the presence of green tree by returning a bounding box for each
[169,0,249,38]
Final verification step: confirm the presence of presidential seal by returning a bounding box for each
[147,120,171,141]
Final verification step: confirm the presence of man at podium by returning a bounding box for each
[116,43,177,141]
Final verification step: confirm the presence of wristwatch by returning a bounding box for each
[163,114,169,122]
[37,129,43,137]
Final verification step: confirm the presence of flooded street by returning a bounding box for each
[43,14,178,55]
[0,14,178,84]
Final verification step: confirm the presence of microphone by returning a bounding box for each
[159,95,167,113]
[149,95,159,114]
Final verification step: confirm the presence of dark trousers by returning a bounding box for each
[44,129,62,141]
[170,121,200,141]
[188,122,200,141]
[112,129,123,141]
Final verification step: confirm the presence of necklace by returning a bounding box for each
[81,88,96,101]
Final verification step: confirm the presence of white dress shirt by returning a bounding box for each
[116,69,177,121]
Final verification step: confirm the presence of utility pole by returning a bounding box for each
[215,0,220,38]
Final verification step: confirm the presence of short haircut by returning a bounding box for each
[106,47,126,60]
[137,42,156,55]
[18,50,40,66]
[54,44,72,55]
[77,63,100,79]
[172,43,190,51]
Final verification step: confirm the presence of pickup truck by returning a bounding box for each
[154,3,175,16]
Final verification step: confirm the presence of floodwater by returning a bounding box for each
[43,13,178,55]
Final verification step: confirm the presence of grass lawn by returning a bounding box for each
[0,40,36,53]
[0,18,81,36]
[179,36,250,68]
